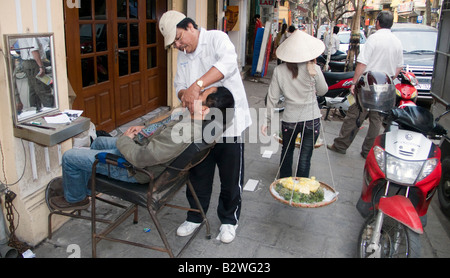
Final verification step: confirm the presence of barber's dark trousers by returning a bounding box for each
[186,137,244,226]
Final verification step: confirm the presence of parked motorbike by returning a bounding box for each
[354,71,448,258]
[318,71,354,120]
[437,107,450,217]
[316,53,347,70]
[395,70,418,108]
[265,71,354,119]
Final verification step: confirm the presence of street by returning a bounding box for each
[33,60,450,259]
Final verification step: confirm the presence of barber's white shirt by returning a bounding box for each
[174,28,252,137]
[357,28,403,77]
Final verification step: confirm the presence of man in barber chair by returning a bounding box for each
[49,87,235,211]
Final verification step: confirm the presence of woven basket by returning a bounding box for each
[269,178,338,208]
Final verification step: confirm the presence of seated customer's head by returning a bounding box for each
[198,87,235,140]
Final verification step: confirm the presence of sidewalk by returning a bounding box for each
[33,60,450,258]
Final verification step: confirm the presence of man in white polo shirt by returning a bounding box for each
[159,10,252,243]
[328,11,403,158]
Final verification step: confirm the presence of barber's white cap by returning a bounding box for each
[159,10,186,48]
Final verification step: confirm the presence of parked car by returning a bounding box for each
[337,30,366,54]
[390,23,438,108]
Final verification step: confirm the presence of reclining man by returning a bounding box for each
[50,87,235,211]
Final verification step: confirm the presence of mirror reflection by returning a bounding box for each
[5,33,58,124]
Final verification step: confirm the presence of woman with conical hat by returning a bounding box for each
[262,30,328,178]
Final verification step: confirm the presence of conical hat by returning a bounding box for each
[276,30,325,63]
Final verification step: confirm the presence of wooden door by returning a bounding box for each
[65,0,167,131]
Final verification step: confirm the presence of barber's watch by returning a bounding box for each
[196,79,204,90]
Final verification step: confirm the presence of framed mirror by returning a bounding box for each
[4,33,59,125]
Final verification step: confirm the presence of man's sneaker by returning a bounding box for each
[176,221,201,237]
[49,196,90,211]
[216,224,238,243]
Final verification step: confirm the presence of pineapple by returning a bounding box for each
[279,177,320,194]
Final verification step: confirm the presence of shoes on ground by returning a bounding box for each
[49,196,90,211]
[216,224,238,244]
[327,144,346,154]
[176,221,201,237]
[177,221,238,243]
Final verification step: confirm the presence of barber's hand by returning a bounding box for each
[123,125,144,139]
[181,83,202,113]
[201,86,217,96]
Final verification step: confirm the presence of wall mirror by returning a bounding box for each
[4,33,59,125]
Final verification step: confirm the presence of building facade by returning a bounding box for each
[0,0,251,248]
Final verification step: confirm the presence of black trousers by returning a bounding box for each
[186,137,244,225]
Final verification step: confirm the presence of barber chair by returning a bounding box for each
[46,140,213,258]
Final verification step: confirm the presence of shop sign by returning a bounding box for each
[417,15,423,23]
[398,1,413,13]
[260,0,274,6]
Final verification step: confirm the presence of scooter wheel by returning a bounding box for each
[438,158,450,218]
[356,213,421,258]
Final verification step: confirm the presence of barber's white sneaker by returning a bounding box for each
[176,221,201,237]
[216,224,238,243]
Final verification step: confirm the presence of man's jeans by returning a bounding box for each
[62,136,137,203]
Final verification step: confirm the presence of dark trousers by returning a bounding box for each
[186,137,244,225]
[333,103,382,157]
[279,119,320,178]
[22,60,53,108]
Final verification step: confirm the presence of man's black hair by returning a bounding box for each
[204,87,235,129]
[333,26,340,34]
[177,18,198,30]
[376,11,394,29]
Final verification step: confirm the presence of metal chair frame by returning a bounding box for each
[89,143,213,258]
[46,142,213,258]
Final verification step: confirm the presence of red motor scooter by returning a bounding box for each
[317,71,354,120]
[354,71,448,258]
[394,70,418,108]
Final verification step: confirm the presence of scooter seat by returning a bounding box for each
[323,71,354,86]
[328,61,346,72]
[330,53,348,61]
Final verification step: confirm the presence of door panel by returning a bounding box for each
[65,0,167,131]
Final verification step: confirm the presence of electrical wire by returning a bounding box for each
[0,139,27,190]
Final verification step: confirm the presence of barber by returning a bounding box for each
[159,11,252,243]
